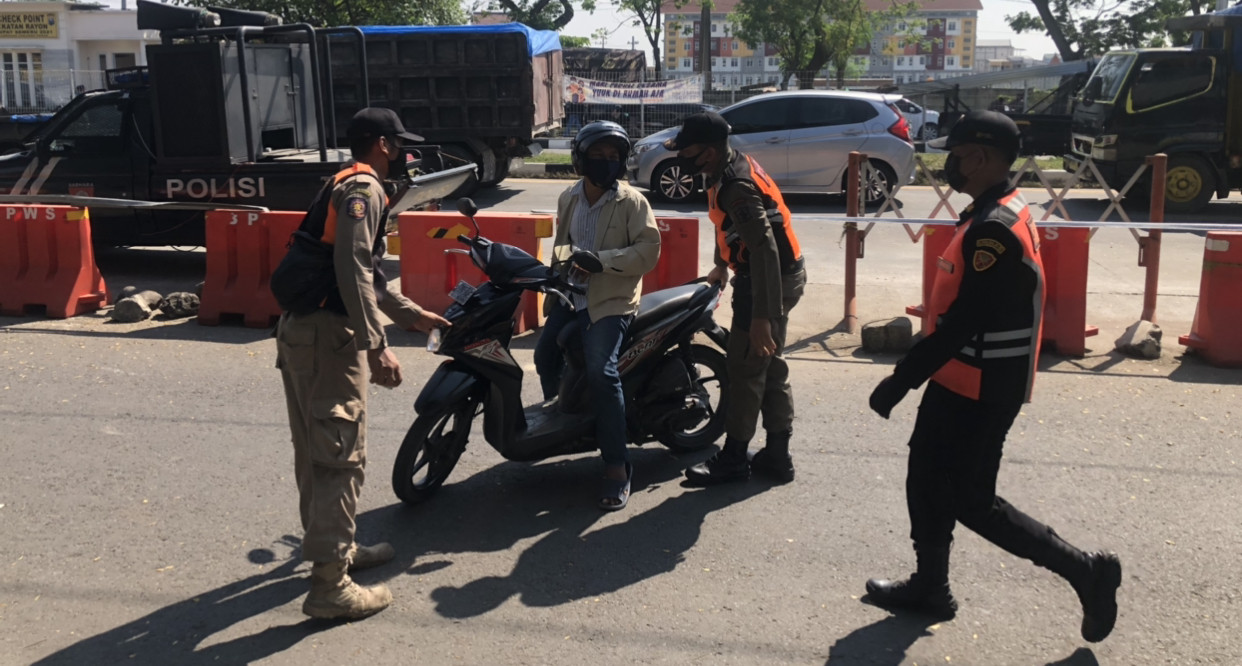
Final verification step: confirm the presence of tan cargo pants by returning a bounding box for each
[276,310,368,564]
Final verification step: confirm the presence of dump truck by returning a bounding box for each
[1067,6,1242,213]
[328,24,564,195]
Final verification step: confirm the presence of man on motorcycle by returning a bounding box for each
[534,120,661,511]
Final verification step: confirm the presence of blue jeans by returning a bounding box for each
[534,303,632,466]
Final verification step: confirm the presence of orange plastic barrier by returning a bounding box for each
[905,224,955,332]
[905,224,1097,357]
[1039,226,1097,356]
[396,212,554,334]
[0,205,108,318]
[199,210,302,327]
[643,217,700,294]
[1178,232,1242,367]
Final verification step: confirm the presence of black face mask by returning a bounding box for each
[677,153,705,177]
[944,153,968,192]
[386,137,408,182]
[584,157,624,189]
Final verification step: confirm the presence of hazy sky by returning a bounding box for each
[559,0,1060,61]
[96,0,1059,60]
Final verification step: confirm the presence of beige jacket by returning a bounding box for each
[552,181,661,322]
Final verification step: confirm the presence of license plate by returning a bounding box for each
[448,280,476,305]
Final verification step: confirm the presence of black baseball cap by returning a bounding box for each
[346,107,424,143]
[664,111,731,151]
[928,110,1020,156]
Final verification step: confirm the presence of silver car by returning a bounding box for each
[627,90,916,203]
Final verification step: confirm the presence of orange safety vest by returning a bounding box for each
[296,162,390,314]
[927,190,1045,402]
[708,151,802,273]
[318,162,385,245]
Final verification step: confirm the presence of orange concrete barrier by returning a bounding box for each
[0,205,108,318]
[396,212,554,334]
[1039,226,1098,357]
[905,224,955,333]
[643,217,700,294]
[1178,232,1242,367]
[199,210,302,327]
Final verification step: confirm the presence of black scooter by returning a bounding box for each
[392,199,731,505]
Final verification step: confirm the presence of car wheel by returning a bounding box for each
[921,123,939,141]
[653,160,698,202]
[1163,154,1215,214]
[847,160,898,205]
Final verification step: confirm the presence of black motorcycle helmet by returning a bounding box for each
[571,120,630,172]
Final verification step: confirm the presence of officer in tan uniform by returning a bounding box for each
[274,107,449,620]
[666,112,808,486]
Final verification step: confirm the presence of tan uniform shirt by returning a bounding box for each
[330,175,423,350]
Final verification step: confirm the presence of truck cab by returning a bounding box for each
[1068,7,1242,213]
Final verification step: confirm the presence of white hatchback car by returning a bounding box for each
[894,98,941,141]
[627,90,916,203]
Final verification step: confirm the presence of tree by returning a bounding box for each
[175,0,467,26]
[485,0,597,30]
[561,35,592,47]
[614,0,666,79]
[733,0,916,89]
[591,26,611,47]
[1007,0,1212,62]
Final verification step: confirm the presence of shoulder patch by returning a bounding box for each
[976,238,1006,254]
[345,196,368,220]
[972,249,998,272]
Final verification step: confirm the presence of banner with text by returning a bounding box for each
[0,13,58,39]
[564,75,703,105]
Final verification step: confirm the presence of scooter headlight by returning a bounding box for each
[427,327,444,353]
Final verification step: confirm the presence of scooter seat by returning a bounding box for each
[633,283,704,330]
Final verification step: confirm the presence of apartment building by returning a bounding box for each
[661,0,983,88]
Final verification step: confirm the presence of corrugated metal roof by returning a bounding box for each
[892,60,1092,95]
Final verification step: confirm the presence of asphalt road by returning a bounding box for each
[2,182,1240,665]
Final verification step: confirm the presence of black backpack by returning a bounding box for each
[270,181,340,315]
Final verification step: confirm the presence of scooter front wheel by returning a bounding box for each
[391,398,478,505]
[657,344,729,452]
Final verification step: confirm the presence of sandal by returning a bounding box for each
[598,462,633,512]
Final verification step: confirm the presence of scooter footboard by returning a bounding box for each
[415,360,484,414]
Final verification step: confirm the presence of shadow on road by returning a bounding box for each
[29,447,751,663]
[362,445,770,619]
[31,537,332,666]
[823,613,936,665]
[1046,647,1100,665]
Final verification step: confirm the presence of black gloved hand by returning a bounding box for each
[869,375,910,420]
[570,250,604,274]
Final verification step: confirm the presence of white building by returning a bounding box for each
[0,1,158,113]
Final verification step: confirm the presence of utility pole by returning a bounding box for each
[700,1,713,94]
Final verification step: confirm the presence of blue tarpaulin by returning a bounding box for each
[358,24,561,57]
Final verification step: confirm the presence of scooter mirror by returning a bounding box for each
[457,198,479,219]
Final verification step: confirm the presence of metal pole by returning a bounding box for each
[1141,153,1167,322]
[844,151,864,334]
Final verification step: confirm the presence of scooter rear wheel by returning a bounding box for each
[657,344,729,453]
[392,398,478,505]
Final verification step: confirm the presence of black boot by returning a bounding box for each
[1021,526,1122,643]
[684,437,751,486]
[1074,551,1122,642]
[749,429,794,483]
[865,545,958,620]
